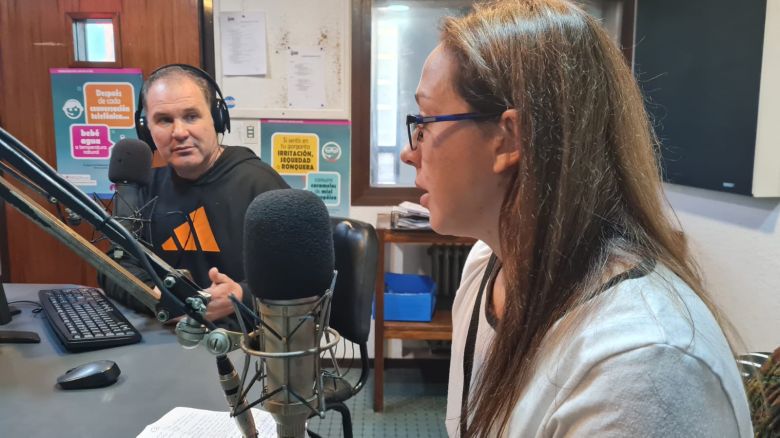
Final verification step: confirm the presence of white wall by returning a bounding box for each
[665,184,780,353]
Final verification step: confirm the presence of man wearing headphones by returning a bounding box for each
[100,65,288,326]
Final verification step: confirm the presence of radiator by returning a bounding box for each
[428,243,474,306]
[426,243,473,355]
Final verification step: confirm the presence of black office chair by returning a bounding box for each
[313,217,377,438]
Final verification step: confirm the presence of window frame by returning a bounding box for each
[66,12,123,68]
[351,0,423,206]
[349,0,636,206]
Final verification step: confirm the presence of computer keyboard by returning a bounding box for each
[39,287,141,352]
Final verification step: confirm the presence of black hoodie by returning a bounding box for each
[100,146,288,323]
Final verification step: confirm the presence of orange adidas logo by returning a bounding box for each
[161,206,221,252]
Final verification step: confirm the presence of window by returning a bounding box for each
[352,0,472,205]
[67,13,122,67]
[350,0,634,206]
[371,2,472,188]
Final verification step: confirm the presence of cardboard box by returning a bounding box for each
[379,273,437,322]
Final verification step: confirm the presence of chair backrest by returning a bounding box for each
[740,348,780,437]
[328,217,378,345]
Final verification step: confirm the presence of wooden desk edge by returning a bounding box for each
[376,229,476,245]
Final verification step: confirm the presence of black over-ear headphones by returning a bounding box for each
[134,64,231,150]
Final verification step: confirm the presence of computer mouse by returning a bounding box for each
[56,360,121,390]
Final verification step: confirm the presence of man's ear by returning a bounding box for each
[492,109,521,174]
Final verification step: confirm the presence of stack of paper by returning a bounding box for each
[391,201,431,230]
[137,406,277,438]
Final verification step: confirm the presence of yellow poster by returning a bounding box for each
[271,132,319,174]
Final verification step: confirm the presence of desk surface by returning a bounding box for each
[0,283,248,438]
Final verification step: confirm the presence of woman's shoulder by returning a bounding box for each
[508,265,749,433]
[459,241,494,291]
[452,241,494,311]
[547,265,736,375]
[511,338,750,437]
[593,264,729,354]
[464,240,493,269]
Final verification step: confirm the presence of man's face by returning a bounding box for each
[145,77,221,180]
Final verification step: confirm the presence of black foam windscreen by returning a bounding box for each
[244,189,334,301]
[108,138,153,185]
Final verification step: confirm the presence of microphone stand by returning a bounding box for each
[107,189,156,245]
[0,174,159,309]
[222,274,341,438]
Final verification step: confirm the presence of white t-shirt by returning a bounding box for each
[446,241,753,437]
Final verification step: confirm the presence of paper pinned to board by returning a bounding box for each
[220,11,268,76]
[287,47,327,109]
[136,406,277,438]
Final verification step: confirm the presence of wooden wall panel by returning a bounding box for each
[1,0,78,284]
[121,0,201,76]
[0,0,200,284]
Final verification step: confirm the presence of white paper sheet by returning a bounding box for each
[137,406,277,438]
[397,201,430,217]
[220,11,268,76]
[287,47,327,109]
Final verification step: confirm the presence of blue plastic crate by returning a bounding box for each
[375,272,437,322]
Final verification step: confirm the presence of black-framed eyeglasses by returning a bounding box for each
[405,111,504,151]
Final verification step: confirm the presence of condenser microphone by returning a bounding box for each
[244,188,335,438]
[108,138,152,238]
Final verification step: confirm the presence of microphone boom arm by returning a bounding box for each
[0,127,213,329]
[0,175,158,310]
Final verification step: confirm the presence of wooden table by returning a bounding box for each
[373,215,475,411]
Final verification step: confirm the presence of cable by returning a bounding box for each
[8,300,42,309]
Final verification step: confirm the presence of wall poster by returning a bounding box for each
[260,119,350,217]
[50,68,143,198]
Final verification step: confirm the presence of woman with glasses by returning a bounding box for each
[400,0,752,436]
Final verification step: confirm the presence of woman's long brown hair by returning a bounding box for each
[441,0,730,435]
